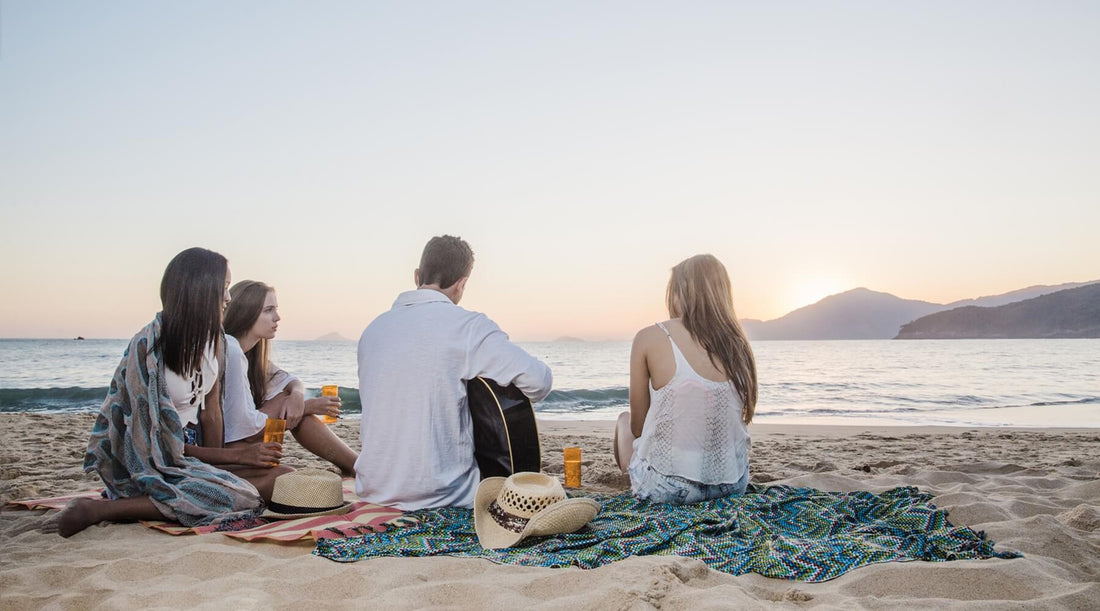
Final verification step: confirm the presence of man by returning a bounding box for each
[355,235,552,510]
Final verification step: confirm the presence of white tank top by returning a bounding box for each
[631,322,750,484]
[164,342,218,427]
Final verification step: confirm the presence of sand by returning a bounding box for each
[1,412,1097,609]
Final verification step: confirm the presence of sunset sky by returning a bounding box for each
[2,2,1097,341]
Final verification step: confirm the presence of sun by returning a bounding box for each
[786,276,850,313]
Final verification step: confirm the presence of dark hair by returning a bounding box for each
[418,235,474,289]
[157,247,228,376]
[223,280,273,408]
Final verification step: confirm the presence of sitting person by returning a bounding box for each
[356,235,552,510]
[48,248,284,537]
[614,254,757,504]
[221,280,358,474]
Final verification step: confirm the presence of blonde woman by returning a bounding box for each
[613,254,758,504]
[221,280,358,474]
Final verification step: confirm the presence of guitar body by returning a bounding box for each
[467,377,541,479]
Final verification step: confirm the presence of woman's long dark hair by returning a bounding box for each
[666,254,758,423]
[157,247,228,376]
[222,280,272,408]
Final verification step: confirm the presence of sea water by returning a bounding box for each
[0,338,1096,427]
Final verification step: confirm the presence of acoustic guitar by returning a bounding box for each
[467,377,541,479]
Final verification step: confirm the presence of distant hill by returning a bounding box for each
[553,336,586,342]
[943,281,1095,309]
[314,332,352,342]
[741,288,944,340]
[740,281,1100,341]
[896,283,1100,339]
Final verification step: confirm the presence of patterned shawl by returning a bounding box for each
[84,314,264,526]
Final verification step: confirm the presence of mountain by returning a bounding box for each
[742,288,944,340]
[943,281,1095,309]
[896,283,1100,339]
[314,332,352,342]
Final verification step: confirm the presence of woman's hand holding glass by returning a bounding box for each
[304,395,341,421]
[233,442,282,467]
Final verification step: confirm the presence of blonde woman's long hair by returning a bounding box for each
[666,254,758,423]
[223,280,273,408]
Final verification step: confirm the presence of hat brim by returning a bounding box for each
[474,477,517,549]
[260,500,353,520]
[474,477,600,550]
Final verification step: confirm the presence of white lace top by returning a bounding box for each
[163,342,218,427]
[630,322,750,484]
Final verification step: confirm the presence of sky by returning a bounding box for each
[1,1,1098,341]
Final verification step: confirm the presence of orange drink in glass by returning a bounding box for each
[320,385,339,424]
[263,418,286,465]
[564,447,582,488]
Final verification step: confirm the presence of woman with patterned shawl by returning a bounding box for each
[47,248,286,537]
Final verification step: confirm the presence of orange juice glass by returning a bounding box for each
[564,447,582,488]
[263,418,286,465]
[320,385,339,424]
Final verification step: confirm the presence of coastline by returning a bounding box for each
[1,413,1097,608]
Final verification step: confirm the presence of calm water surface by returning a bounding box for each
[0,338,1096,427]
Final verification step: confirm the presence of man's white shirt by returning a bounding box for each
[355,289,552,510]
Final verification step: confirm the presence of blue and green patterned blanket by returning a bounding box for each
[314,485,1019,582]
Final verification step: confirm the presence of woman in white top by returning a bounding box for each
[613,254,758,504]
[50,248,286,537]
[221,280,357,474]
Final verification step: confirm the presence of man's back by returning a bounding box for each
[355,288,552,510]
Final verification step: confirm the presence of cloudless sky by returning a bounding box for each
[2,1,1098,340]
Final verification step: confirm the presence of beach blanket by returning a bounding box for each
[145,501,417,541]
[83,315,263,526]
[314,485,1020,582]
[6,480,416,543]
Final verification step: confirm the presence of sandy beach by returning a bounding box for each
[1,412,1097,609]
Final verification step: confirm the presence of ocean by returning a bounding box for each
[1,338,1097,428]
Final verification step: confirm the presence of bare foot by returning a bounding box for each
[40,498,101,538]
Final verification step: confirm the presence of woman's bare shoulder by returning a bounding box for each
[632,321,671,345]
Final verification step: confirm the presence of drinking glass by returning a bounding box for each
[564,447,582,488]
[320,385,340,424]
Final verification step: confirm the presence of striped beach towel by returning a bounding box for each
[6,479,416,543]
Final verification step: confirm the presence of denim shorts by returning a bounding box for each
[629,459,749,504]
[182,424,199,446]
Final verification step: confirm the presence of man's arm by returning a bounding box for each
[470,317,552,402]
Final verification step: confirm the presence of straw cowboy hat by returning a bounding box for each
[261,469,353,519]
[474,472,600,549]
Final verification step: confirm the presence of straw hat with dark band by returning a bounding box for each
[261,469,353,520]
[474,472,600,549]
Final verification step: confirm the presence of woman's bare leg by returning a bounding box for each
[221,463,293,501]
[614,411,634,474]
[42,496,165,538]
[256,396,356,474]
[289,416,358,474]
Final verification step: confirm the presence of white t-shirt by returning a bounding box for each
[222,335,298,443]
[164,342,218,427]
[355,289,553,510]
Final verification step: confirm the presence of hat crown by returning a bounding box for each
[270,468,344,509]
[496,473,566,519]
